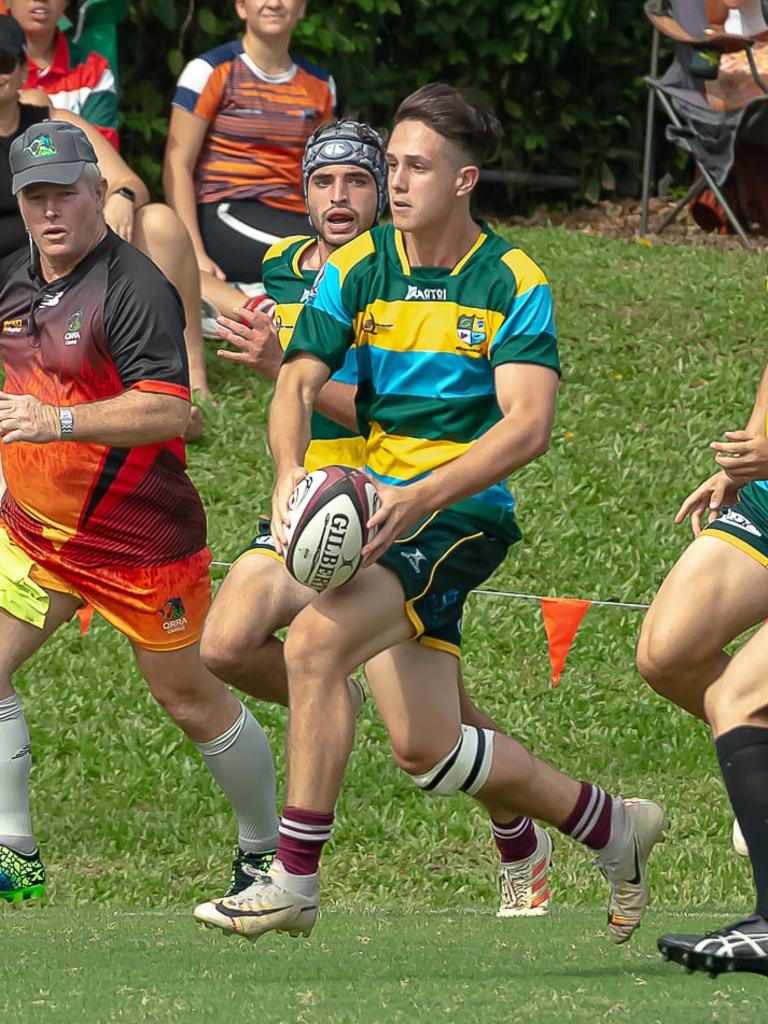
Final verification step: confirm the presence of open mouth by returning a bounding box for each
[324,210,356,231]
[42,227,67,242]
[28,6,51,23]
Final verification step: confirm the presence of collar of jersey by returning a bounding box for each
[392,221,489,277]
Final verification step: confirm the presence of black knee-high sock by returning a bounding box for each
[716,726,768,919]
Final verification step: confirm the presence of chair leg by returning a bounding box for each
[640,28,661,236]
[655,177,707,234]
[697,164,751,248]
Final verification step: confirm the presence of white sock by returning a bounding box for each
[271,858,318,897]
[596,797,632,864]
[0,692,34,851]
[194,702,279,854]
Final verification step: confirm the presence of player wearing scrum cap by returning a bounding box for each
[201,119,505,901]
[194,85,667,945]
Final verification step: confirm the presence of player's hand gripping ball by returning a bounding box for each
[284,466,380,592]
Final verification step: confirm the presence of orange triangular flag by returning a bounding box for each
[76,603,94,637]
[540,597,591,687]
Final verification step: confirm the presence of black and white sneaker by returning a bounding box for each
[659,915,768,977]
[225,848,276,898]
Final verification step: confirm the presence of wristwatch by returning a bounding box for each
[113,187,136,204]
[58,407,74,439]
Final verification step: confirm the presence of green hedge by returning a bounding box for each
[120,0,655,200]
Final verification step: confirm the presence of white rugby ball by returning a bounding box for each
[284,466,379,592]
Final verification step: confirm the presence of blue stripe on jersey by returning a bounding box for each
[332,347,357,386]
[172,85,198,112]
[308,263,351,326]
[364,465,515,510]
[755,480,768,491]
[363,346,496,399]
[490,284,556,354]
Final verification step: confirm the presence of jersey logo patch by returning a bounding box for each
[2,319,24,335]
[405,285,446,301]
[457,314,487,347]
[64,309,83,346]
[158,596,189,633]
[401,548,427,573]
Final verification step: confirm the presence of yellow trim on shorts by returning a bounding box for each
[701,529,768,569]
[395,511,440,544]
[418,635,461,658]
[403,529,484,658]
[230,546,285,569]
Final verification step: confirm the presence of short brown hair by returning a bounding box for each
[394,83,503,165]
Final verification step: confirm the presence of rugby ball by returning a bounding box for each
[284,466,380,592]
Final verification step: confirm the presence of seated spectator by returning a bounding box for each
[0,15,209,436]
[163,0,335,287]
[7,0,119,149]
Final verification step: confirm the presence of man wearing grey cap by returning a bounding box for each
[0,120,281,904]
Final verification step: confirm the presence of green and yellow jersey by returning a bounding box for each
[262,235,366,473]
[286,222,559,541]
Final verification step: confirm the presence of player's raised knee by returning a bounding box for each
[401,725,495,796]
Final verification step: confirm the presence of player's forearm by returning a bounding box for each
[269,376,315,474]
[64,391,190,446]
[412,414,552,514]
[313,380,357,432]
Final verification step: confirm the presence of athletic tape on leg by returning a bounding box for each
[410,725,495,797]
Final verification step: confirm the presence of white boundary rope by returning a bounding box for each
[210,561,650,610]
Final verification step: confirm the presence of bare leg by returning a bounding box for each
[201,555,314,706]
[637,536,768,719]
[133,204,210,400]
[200,274,254,322]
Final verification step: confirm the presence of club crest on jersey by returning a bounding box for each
[24,133,57,159]
[457,314,487,347]
[306,263,327,304]
[158,596,188,633]
[405,285,447,301]
[2,318,24,335]
[64,309,83,345]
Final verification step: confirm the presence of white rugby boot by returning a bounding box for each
[732,818,749,857]
[593,797,669,944]
[497,823,553,917]
[194,865,318,940]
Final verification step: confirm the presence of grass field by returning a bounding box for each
[4,226,768,1019]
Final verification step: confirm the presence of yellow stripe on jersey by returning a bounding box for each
[290,238,316,277]
[451,233,487,276]
[263,234,313,264]
[366,420,473,482]
[353,300,506,357]
[275,301,305,351]
[329,231,376,285]
[305,437,367,474]
[500,248,549,296]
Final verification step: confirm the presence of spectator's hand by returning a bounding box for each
[675,470,740,536]
[18,87,50,107]
[271,466,308,552]
[711,429,768,484]
[216,307,282,380]
[0,391,59,445]
[104,192,134,242]
[197,252,226,280]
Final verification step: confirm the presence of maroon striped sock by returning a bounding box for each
[276,806,334,876]
[491,816,537,862]
[560,782,613,851]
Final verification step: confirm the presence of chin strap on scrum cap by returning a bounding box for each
[302,120,388,222]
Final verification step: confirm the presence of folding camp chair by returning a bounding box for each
[640,0,768,247]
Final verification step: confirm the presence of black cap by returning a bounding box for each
[10,120,99,195]
[0,15,25,59]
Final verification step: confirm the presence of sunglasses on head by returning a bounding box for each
[0,51,20,74]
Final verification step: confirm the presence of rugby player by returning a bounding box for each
[638,367,768,976]
[0,121,279,901]
[194,84,667,943]
[201,120,534,913]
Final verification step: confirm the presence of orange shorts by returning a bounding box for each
[0,523,211,651]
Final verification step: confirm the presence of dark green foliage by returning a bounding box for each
[120,1,655,200]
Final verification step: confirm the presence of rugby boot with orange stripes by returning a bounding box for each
[497,823,553,917]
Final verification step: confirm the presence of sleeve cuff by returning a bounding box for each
[129,380,191,401]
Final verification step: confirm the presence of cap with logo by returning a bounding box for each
[302,120,388,221]
[10,120,99,195]
[0,14,25,60]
